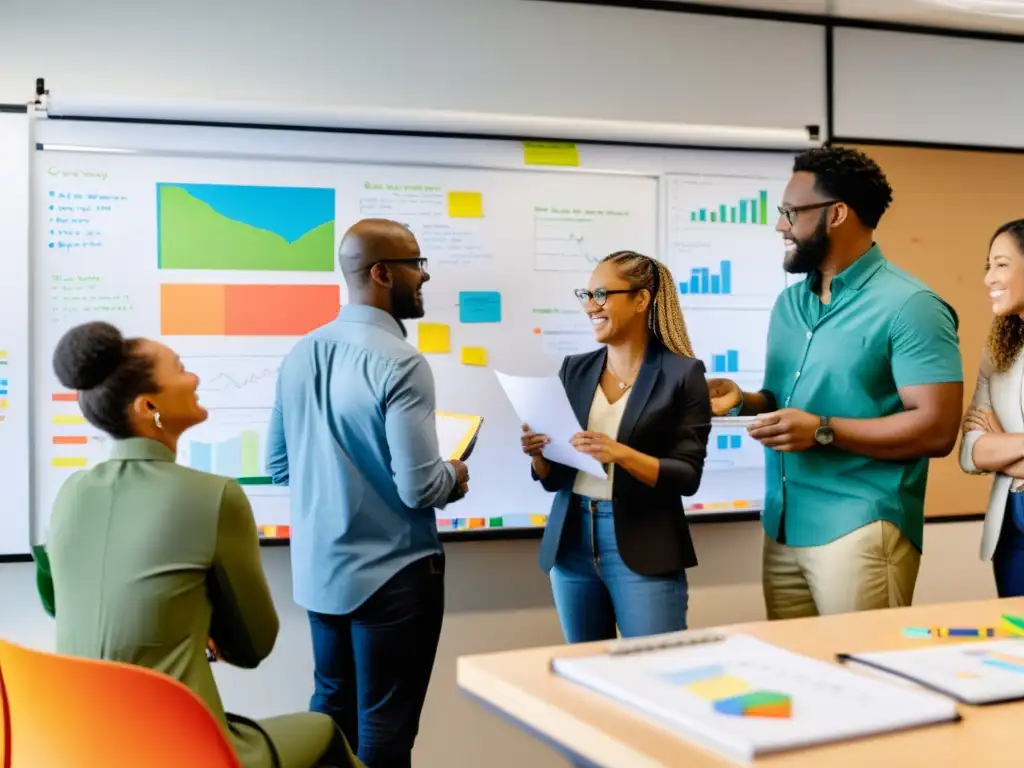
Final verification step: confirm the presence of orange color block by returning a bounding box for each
[161,284,227,335]
[225,284,339,336]
[53,436,88,445]
[52,392,78,402]
[160,284,340,336]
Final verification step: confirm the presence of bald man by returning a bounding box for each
[267,218,469,768]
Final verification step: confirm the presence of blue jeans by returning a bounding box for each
[994,494,1024,598]
[307,553,444,768]
[550,498,689,643]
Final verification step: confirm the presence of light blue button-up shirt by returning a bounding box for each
[266,304,457,615]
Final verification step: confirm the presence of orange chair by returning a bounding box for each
[0,637,241,768]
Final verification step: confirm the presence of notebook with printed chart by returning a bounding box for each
[838,638,1024,705]
[435,411,483,462]
[551,633,959,764]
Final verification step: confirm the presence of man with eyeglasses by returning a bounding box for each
[266,218,468,767]
[708,146,963,620]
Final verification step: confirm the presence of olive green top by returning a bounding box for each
[34,437,344,768]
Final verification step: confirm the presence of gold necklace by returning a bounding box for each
[606,358,640,391]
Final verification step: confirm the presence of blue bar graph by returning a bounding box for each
[711,349,740,373]
[679,260,732,296]
[215,437,242,478]
[716,434,742,450]
[191,442,213,472]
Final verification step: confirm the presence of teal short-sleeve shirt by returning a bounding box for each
[760,244,962,551]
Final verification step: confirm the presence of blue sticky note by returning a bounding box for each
[459,291,502,323]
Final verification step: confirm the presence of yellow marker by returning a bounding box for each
[523,141,580,167]
[0,399,7,409]
[447,191,484,218]
[52,414,86,425]
[460,346,487,366]
[417,322,451,354]
[51,457,88,468]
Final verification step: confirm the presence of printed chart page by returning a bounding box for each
[844,638,1024,704]
[553,634,959,764]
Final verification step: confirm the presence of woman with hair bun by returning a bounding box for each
[33,321,360,768]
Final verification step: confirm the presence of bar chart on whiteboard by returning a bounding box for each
[663,172,790,514]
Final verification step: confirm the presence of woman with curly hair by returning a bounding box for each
[960,218,1024,597]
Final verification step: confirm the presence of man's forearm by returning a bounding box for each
[831,410,957,460]
[971,433,1024,473]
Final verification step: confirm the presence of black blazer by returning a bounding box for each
[533,340,712,577]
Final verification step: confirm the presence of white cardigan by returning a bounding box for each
[959,346,1024,561]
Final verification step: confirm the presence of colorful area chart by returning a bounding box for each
[662,665,792,719]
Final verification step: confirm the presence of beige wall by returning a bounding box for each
[0,519,996,767]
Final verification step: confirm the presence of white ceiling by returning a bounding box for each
[660,0,1024,34]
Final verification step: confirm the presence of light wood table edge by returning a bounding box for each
[456,598,1024,768]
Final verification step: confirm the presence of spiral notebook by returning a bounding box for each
[837,638,1024,705]
[551,632,960,764]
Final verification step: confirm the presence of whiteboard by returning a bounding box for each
[25,117,797,542]
[0,109,32,556]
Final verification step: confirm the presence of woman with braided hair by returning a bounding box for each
[520,251,712,642]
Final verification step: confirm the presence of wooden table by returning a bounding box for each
[457,598,1024,767]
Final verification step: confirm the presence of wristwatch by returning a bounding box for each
[814,416,834,446]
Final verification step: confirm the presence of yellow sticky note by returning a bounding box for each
[52,414,86,425]
[523,141,579,167]
[529,514,547,526]
[0,399,8,409]
[460,346,487,366]
[417,322,451,354]
[0,350,8,358]
[447,191,484,218]
[51,457,88,469]
[685,675,749,701]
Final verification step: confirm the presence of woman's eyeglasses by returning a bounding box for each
[574,288,638,307]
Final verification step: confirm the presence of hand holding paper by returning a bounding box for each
[496,371,607,479]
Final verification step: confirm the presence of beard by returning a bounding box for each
[783,213,830,275]
[392,285,425,319]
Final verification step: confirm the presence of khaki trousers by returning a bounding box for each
[762,520,921,620]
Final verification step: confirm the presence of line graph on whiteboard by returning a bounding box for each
[183,354,282,410]
[532,205,636,272]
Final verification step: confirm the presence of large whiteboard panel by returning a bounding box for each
[0,0,826,129]
[834,29,1024,147]
[0,110,31,555]
[31,149,657,537]
[27,119,800,541]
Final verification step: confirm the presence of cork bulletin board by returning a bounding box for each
[845,144,1024,518]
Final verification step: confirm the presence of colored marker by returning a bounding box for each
[1001,614,1024,635]
[902,627,1007,638]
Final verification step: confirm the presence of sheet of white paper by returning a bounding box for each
[711,416,759,428]
[494,371,607,480]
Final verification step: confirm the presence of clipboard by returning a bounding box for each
[836,638,1024,706]
[436,411,484,462]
